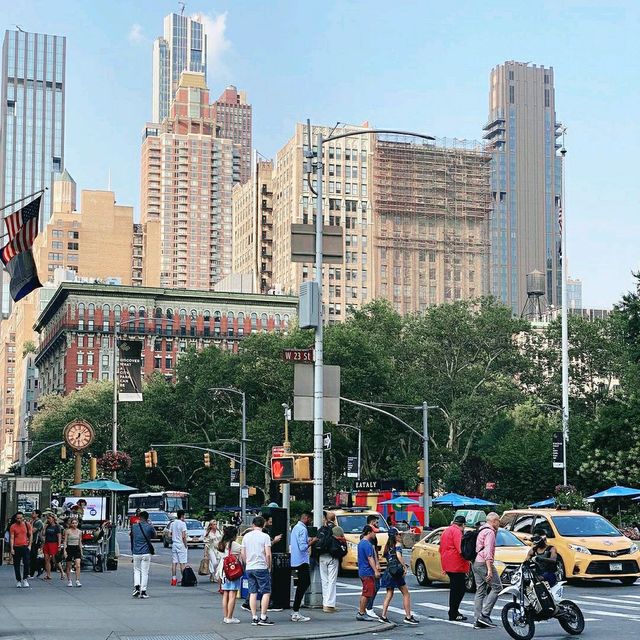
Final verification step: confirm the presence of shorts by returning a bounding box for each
[221,576,242,591]
[360,575,376,598]
[43,542,59,557]
[246,569,271,595]
[65,545,82,561]
[380,569,406,589]
[172,547,188,564]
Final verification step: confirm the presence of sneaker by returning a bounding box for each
[21,579,29,588]
[474,619,494,629]
[223,618,230,624]
[241,602,251,611]
[16,581,22,588]
[132,586,140,598]
[227,617,240,624]
[403,616,419,625]
[379,615,390,623]
[481,616,496,628]
[291,613,311,622]
[76,580,82,587]
[356,612,370,622]
[251,617,259,626]
[67,580,73,587]
[366,609,380,620]
[268,605,283,612]
[323,606,337,613]
[140,591,149,599]
[170,577,177,586]
[258,617,274,626]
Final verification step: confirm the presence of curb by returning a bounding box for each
[234,622,396,640]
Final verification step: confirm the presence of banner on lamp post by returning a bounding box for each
[118,340,143,402]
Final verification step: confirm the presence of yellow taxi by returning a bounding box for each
[410,526,529,591]
[328,508,389,572]
[501,508,640,585]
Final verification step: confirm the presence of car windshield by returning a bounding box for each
[148,513,169,522]
[185,520,203,530]
[552,515,622,537]
[336,514,389,534]
[496,529,526,547]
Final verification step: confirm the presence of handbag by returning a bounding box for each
[198,557,210,576]
[138,523,155,555]
[386,544,404,579]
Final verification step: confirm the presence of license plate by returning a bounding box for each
[610,562,623,571]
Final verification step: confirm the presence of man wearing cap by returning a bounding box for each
[440,515,470,622]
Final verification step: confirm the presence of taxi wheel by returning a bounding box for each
[556,557,566,583]
[620,577,637,586]
[415,560,431,586]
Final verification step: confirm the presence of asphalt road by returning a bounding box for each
[117,531,640,640]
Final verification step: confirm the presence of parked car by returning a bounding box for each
[162,518,206,548]
[145,511,171,540]
[411,526,529,591]
[501,507,640,585]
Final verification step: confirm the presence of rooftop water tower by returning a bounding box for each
[521,270,547,320]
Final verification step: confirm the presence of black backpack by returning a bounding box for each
[461,528,481,561]
[329,535,348,559]
[314,524,334,555]
[181,565,198,587]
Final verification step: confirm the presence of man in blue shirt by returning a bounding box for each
[356,525,380,622]
[130,510,155,598]
[290,511,318,622]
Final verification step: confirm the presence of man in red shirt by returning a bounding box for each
[9,512,32,588]
[440,515,470,622]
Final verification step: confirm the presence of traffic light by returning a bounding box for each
[271,456,295,480]
[89,456,97,480]
[144,451,153,468]
[230,458,236,469]
[417,460,425,478]
[294,455,312,481]
[151,449,158,466]
[248,487,257,496]
[204,452,211,467]
[60,445,67,461]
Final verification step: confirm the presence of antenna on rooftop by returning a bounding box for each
[179,2,185,15]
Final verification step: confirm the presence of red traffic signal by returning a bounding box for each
[271,456,295,480]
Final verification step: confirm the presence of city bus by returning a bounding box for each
[127,491,189,520]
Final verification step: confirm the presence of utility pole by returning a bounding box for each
[560,132,569,487]
[422,402,430,528]
[281,403,291,546]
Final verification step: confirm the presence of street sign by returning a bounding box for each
[552,431,565,469]
[323,433,332,450]
[354,480,380,491]
[230,468,240,487]
[241,486,249,499]
[293,363,341,423]
[486,482,496,490]
[283,348,314,363]
[208,491,217,509]
[346,456,358,478]
[272,446,286,458]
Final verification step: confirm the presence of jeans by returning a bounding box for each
[133,553,151,591]
[473,563,502,621]
[13,546,30,581]
[29,541,41,577]
[319,555,339,607]
[366,577,380,610]
[447,572,467,619]
[292,563,310,612]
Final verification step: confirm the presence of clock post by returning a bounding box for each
[73,452,83,497]
[63,420,95,496]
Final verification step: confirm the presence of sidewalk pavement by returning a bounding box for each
[0,559,394,640]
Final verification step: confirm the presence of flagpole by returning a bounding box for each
[560,131,569,487]
[0,188,46,214]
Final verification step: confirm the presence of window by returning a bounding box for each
[87,353,93,366]
[77,353,83,365]
[509,85,515,104]
[76,371,83,384]
[68,231,79,239]
[67,242,79,251]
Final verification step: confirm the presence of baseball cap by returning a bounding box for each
[453,515,466,525]
[388,526,399,537]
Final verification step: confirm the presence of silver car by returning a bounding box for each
[162,518,206,548]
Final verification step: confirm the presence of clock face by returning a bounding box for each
[64,420,95,451]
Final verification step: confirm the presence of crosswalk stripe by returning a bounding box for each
[374,604,422,620]
[572,607,640,619]
[570,598,640,612]
[577,594,640,606]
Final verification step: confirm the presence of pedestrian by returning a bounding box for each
[318,511,346,613]
[63,518,83,587]
[290,511,318,622]
[440,515,470,622]
[362,515,381,620]
[232,511,242,527]
[42,512,63,581]
[204,519,222,583]
[29,509,44,578]
[130,508,141,527]
[241,515,274,626]
[379,527,418,625]
[472,512,501,629]
[169,509,188,586]
[9,512,32,587]
[217,525,243,624]
[356,525,381,622]
[130,510,155,599]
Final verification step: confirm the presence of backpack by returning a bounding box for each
[330,535,348,559]
[181,565,198,587]
[461,528,481,562]
[314,524,334,555]
[223,548,243,581]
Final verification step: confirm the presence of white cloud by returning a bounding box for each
[128,23,145,45]
[192,12,231,78]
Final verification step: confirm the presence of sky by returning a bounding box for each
[2,0,639,308]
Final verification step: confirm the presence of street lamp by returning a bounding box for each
[307,124,435,530]
[336,423,362,480]
[210,387,247,523]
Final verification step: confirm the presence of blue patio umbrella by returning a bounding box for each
[469,497,498,507]
[432,492,479,507]
[379,496,422,506]
[587,486,640,500]
[70,479,138,492]
[529,497,556,508]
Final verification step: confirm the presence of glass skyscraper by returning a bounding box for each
[152,13,207,123]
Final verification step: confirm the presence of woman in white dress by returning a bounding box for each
[203,520,222,582]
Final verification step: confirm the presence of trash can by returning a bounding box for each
[240,574,249,599]
[271,552,292,609]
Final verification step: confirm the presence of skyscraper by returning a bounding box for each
[152,13,207,123]
[0,29,66,314]
[484,61,563,314]
[213,86,252,183]
[141,71,241,290]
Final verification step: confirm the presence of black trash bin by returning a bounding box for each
[271,552,291,609]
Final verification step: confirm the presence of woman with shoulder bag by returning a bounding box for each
[203,520,222,582]
[379,527,418,625]
[216,526,243,624]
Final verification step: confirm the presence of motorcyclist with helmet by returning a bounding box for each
[527,527,558,586]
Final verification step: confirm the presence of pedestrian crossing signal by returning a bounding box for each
[271,456,295,480]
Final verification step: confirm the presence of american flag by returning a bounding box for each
[557,199,563,262]
[1,195,41,264]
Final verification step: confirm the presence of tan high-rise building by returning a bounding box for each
[141,71,241,290]
[212,86,252,184]
[254,123,491,319]
[232,159,274,293]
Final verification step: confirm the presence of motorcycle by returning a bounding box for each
[499,559,585,640]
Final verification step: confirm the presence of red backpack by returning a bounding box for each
[223,547,243,581]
